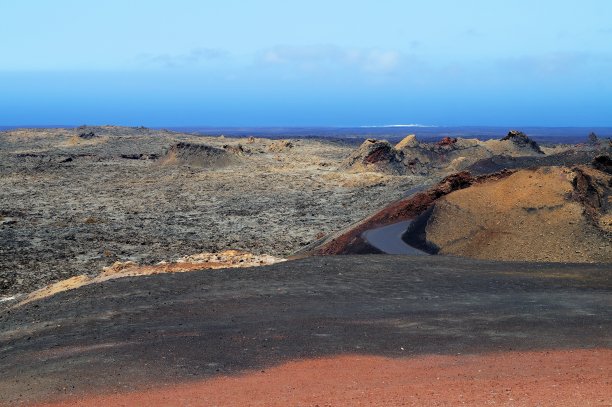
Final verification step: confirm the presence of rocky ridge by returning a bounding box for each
[343,130,608,176]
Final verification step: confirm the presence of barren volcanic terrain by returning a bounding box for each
[0,126,419,296]
[1,126,610,406]
[1,255,610,406]
[305,156,611,262]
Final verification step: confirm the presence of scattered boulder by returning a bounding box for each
[592,155,611,174]
[121,154,143,160]
[342,139,405,175]
[0,272,15,291]
[268,140,294,153]
[0,216,17,226]
[78,131,97,139]
[436,137,458,147]
[120,153,159,160]
[223,144,249,156]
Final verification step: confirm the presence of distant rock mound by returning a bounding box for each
[73,125,164,138]
[397,136,492,174]
[588,132,600,145]
[345,130,558,176]
[160,142,239,168]
[500,130,544,154]
[342,139,405,175]
[395,134,418,150]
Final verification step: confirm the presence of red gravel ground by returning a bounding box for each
[36,348,611,407]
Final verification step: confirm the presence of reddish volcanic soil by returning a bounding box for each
[36,349,611,407]
[3,256,609,406]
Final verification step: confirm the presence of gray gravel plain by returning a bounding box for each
[0,126,419,295]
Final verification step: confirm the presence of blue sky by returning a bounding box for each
[1,0,611,126]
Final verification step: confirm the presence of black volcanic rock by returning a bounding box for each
[592,155,611,174]
[501,130,544,154]
[78,131,97,139]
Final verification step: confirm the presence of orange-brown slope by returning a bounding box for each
[425,165,611,263]
[303,157,611,262]
[299,170,514,256]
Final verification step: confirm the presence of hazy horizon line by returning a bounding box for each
[2,124,612,130]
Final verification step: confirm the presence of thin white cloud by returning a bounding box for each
[259,45,402,74]
[139,48,229,68]
[361,49,401,73]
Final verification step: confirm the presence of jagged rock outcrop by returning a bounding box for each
[397,136,492,174]
[342,139,406,175]
[346,130,556,175]
[592,155,611,174]
[588,132,599,145]
[500,130,544,154]
[395,134,419,149]
[572,158,611,232]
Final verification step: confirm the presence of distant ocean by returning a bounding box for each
[2,125,611,145]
